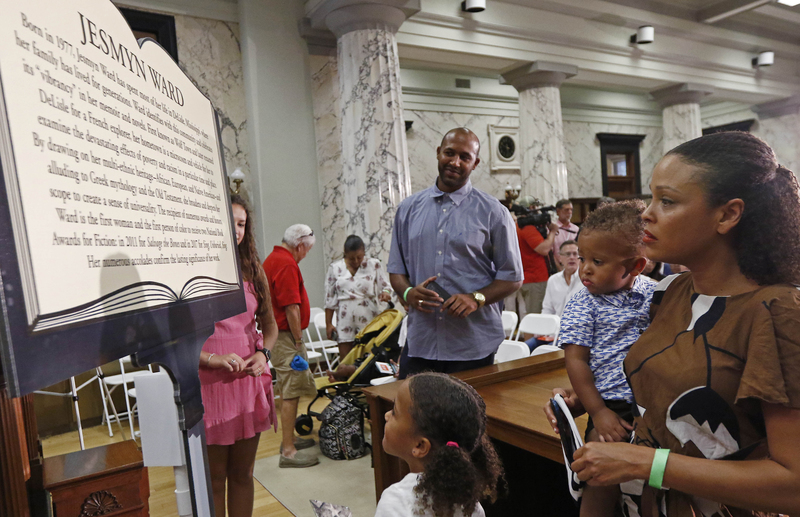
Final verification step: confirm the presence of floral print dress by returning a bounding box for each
[324,257,390,342]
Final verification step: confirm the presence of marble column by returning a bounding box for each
[752,95,800,175]
[304,2,413,266]
[501,62,577,206]
[650,83,714,154]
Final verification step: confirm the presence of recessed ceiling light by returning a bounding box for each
[777,0,800,6]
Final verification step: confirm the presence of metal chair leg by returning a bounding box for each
[69,377,86,451]
[101,380,128,440]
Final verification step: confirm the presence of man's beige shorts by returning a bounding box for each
[273,331,317,400]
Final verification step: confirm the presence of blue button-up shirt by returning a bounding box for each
[388,181,523,361]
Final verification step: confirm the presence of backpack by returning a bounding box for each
[318,395,367,460]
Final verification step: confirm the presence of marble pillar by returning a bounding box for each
[501,62,577,206]
[650,83,713,154]
[309,54,345,270]
[305,3,411,266]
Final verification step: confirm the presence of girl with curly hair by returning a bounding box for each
[376,372,505,517]
[546,131,800,516]
[199,194,279,517]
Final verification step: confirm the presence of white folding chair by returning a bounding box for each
[98,356,153,440]
[514,313,561,342]
[303,312,339,374]
[495,340,531,363]
[34,373,103,450]
[530,344,562,357]
[309,307,325,328]
[501,310,519,339]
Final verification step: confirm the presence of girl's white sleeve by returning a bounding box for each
[374,484,411,517]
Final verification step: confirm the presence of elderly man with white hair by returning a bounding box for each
[262,223,319,468]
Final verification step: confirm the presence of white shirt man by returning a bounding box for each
[542,241,582,316]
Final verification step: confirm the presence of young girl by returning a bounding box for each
[199,194,278,517]
[376,373,505,517]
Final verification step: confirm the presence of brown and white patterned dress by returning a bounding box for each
[621,272,800,517]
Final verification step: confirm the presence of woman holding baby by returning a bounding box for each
[546,131,800,516]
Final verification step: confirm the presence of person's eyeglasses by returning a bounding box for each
[303,230,314,238]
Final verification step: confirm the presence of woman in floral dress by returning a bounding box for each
[325,235,392,358]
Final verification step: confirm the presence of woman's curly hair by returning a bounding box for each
[231,194,274,332]
[580,199,647,256]
[408,373,506,517]
[667,131,800,285]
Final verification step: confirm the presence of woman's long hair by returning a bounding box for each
[231,194,273,331]
[668,131,800,285]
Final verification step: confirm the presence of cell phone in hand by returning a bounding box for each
[330,329,338,341]
[427,280,451,301]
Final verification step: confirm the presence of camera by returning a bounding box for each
[510,204,556,237]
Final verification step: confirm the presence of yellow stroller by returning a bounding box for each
[295,308,404,436]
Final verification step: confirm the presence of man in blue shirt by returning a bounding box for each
[388,128,523,378]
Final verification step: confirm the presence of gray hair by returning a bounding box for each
[283,224,315,248]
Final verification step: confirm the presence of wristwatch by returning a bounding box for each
[472,291,486,309]
[256,348,271,361]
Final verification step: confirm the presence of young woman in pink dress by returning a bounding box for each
[198,194,278,517]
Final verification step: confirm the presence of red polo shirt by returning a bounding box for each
[517,224,549,284]
[262,246,310,331]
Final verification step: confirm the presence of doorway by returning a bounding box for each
[596,133,646,198]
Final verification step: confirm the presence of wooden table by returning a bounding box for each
[43,440,149,517]
[364,352,586,502]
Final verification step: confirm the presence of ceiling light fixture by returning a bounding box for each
[777,0,800,6]
[461,0,485,13]
[752,51,774,68]
[629,25,654,44]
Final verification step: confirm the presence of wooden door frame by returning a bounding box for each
[596,133,646,197]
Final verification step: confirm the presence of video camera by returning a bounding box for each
[510,204,556,238]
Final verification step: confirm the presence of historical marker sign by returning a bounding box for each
[0,0,244,396]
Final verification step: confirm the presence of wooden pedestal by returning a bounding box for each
[43,440,149,517]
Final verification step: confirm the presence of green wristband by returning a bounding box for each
[403,287,413,302]
[648,448,670,490]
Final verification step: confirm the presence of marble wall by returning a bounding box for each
[563,122,664,198]
[753,114,800,175]
[404,111,522,198]
[174,15,252,200]
[399,112,665,201]
[309,61,666,261]
[702,111,800,175]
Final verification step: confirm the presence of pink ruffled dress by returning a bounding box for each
[199,282,277,445]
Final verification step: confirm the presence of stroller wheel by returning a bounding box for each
[295,414,314,435]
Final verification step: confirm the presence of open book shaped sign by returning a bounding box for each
[0,0,244,396]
